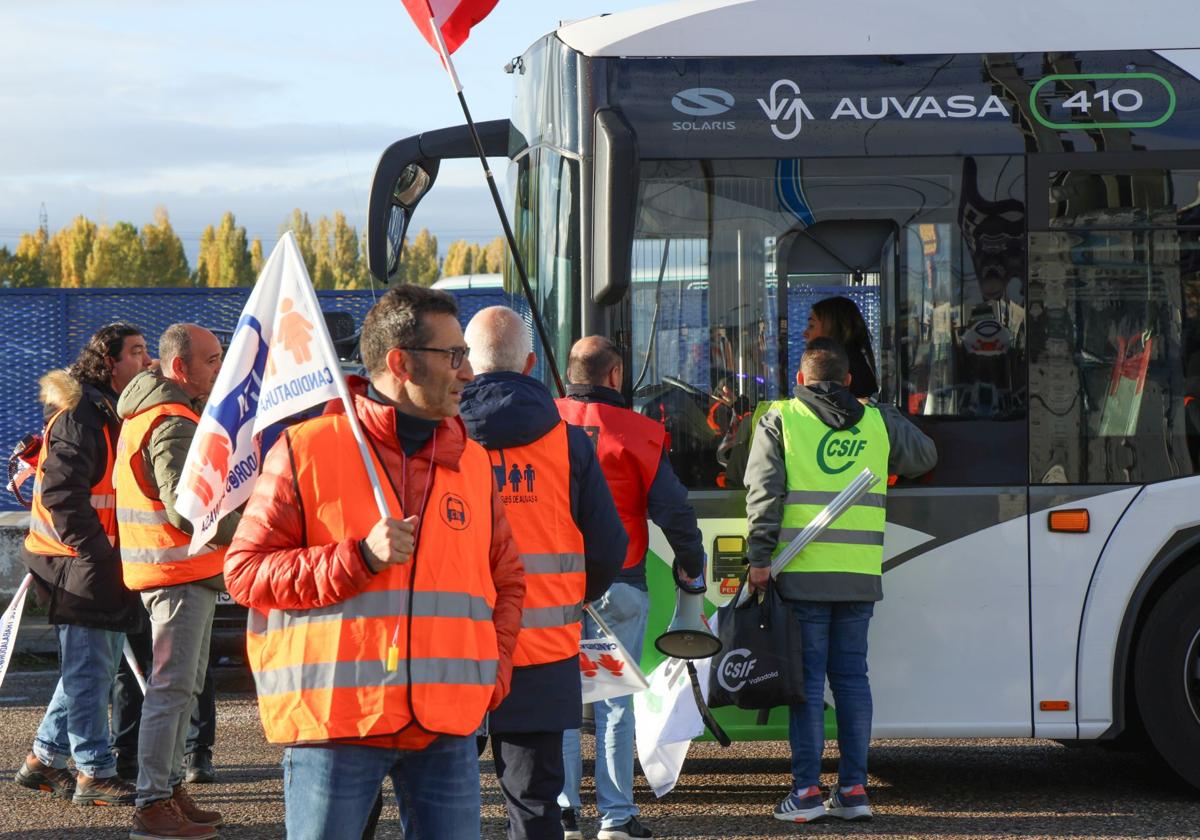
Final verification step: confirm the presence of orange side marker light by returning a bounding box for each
[1048,509,1089,533]
[1040,700,1071,712]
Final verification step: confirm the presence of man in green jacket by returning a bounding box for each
[744,338,935,825]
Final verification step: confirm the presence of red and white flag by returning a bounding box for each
[401,0,499,56]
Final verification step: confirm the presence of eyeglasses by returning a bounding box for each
[401,345,470,369]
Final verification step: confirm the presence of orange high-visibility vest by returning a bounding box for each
[25,409,117,556]
[556,398,664,571]
[114,402,225,590]
[246,414,499,745]
[487,421,585,667]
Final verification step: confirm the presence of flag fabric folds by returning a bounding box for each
[176,231,343,552]
[400,0,499,55]
[579,637,649,704]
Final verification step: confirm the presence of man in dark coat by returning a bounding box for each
[461,306,626,840]
[16,323,152,807]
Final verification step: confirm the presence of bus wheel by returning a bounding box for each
[1134,564,1200,789]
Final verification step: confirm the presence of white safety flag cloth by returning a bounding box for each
[176,232,343,552]
[0,573,33,689]
[634,614,720,799]
[579,637,648,704]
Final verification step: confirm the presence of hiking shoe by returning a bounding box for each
[73,772,136,806]
[562,807,583,840]
[183,750,216,785]
[825,784,873,821]
[598,816,653,839]
[130,797,217,839]
[774,785,827,823]
[15,754,75,799]
[172,784,222,827]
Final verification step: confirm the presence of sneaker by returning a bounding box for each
[172,785,222,827]
[182,750,216,785]
[824,784,873,821]
[73,772,136,806]
[15,754,75,799]
[774,785,827,823]
[597,816,653,839]
[130,797,217,839]
[562,807,583,840]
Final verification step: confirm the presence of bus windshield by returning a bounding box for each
[627,155,1028,489]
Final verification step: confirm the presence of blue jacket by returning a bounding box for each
[460,371,626,733]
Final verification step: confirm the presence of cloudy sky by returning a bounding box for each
[0,0,648,261]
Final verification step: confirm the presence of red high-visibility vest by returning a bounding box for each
[25,410,116,556]
[487,421,585,667]
[246,414,499,745]
[556,398,664,571]
[114,403,225,590]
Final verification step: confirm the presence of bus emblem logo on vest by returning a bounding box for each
[816,425,867,475]
[441,493,470,530]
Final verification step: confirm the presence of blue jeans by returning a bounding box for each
[559,582,649,829]
[787,601,874,791]
[283,735,480,840]
[32,623,125,778]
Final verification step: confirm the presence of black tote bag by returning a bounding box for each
[707,578,805,710]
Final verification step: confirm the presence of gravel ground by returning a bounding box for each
[2,670,1198,839]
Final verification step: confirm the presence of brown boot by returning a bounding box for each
[130,797,217,840]
[172,784,223,827]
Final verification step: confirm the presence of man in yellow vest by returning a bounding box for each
[115,323,232,840]
[16,323,151,807]
[460,306,626,840]
[224,285,526,840]
[745,338,936,825]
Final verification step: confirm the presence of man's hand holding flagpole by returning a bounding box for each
[175,231,391,557]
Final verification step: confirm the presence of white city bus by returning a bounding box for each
[366,0,1200,786]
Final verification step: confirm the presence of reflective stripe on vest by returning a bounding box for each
[246,415,498,745]
[555,398,664,571]
[114,402,225,590]
[776,400,890,578]
[25,409,118,556]
[488,421,587,668]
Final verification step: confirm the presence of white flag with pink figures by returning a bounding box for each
[176,231,345,552]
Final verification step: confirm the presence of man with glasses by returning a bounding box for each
[225,285,525,840]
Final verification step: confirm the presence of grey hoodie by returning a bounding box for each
[117,370,240,587]
[744,382,937,601]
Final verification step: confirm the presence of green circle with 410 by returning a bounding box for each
[1029,72,1175,130]
[817,426,868,475]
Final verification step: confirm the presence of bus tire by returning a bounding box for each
[1134,564,1200,789]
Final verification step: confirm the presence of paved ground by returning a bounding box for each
[2,669,1199,839]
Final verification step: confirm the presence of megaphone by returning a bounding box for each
[655,587,722,661]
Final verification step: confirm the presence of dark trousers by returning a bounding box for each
[492,731,566,840]
[111,614,217,758]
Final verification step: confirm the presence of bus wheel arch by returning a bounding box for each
[1126,550,1200,786]
[1108,528,1200,750]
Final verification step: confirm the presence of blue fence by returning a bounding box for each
[0,286,516,512]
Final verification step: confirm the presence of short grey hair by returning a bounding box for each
[463,306,533,374]
[159,323,196,370]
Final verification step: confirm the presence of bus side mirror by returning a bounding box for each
[367,137,441,283]
[592,108,639,305]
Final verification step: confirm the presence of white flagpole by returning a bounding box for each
[288,246,392,520]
